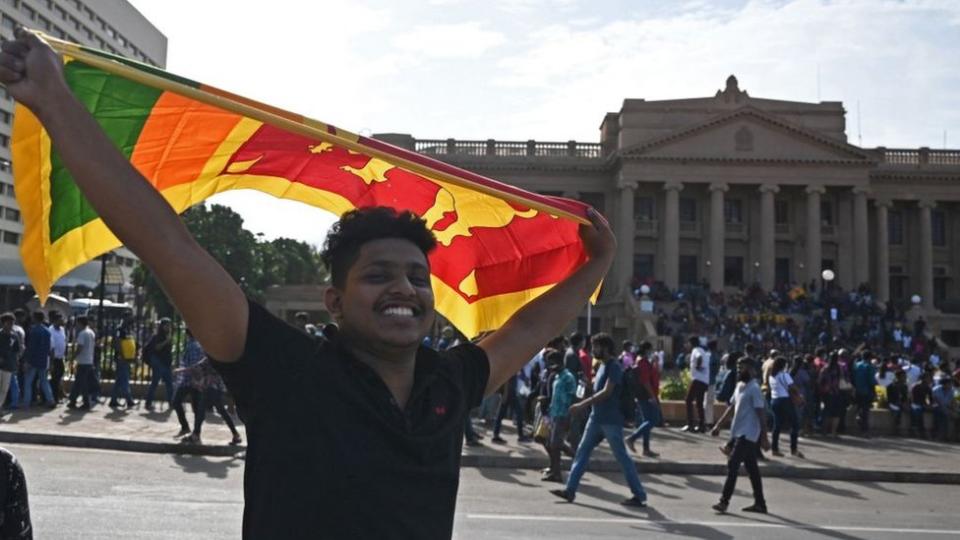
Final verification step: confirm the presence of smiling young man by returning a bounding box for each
[0,29,617,539]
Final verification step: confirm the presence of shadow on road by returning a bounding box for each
[171,453,244,479]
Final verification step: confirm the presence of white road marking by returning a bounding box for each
[464,513,959,535]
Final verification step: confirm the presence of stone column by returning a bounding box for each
[708,182,728,292]
[758,184,779,290]
[852,187,871,288]
[918,200,936,311]
[874,199,892,303]
[663,181,683,290]
[615,180,637,296]
[805,185,825,285]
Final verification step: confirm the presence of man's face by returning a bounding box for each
[326,238,435,351]
[1,320,11,333]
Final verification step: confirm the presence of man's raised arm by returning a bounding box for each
[479,208,615,396]
[0,29,247,362]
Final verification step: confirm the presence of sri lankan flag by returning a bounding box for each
[12,34,593,338]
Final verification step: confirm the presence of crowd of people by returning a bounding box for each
[0,307,243,447]
[445,292,958,512]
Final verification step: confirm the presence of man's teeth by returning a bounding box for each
[382,307,415,317]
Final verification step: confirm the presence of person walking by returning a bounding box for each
[66,316,96,410]
[47,312,67,403]
[625,341,661,458]
[551,333,648,507]
[885,369,909,436]
[768,356,803,458]
[171,329,207,442]
[143,318,174,411]
[20,311,55,409]
[109,314,137,409]
[711,357,769,514]
[0,314,21,417]
[683,337,709,433]
[818,352,842,437]
[542,349,575,483]
[852,351,878,436]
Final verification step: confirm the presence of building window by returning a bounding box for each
[0,160,10,172]
[2,231,19,245]
[1,15,16,31]
[724,199,742,224]
[931,210,946,246]
[888,210,904,245]
[775,200,790,225]
[633,254,654,284]
[0,110,10,124]
[0,134,8,147]
[679,255,699,286]
[635,196,654,221]
[820,201,834,226]
[775,257,791,287]
[724,256,744,287]
[679,197,697,222]
[3,207,19,222]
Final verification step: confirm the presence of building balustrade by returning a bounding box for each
[875,147,960,167]
[679,220,699,233]
[775,223,792,235]
[414,138,604,159]
[821,224,835,236]
[635,218,658,235]
[725,222,745,234]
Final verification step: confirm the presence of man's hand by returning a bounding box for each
[568,402,586,416]
[759,433,771,451]
[710,426,721,437]
[479,207,616,396]
[0,27,71,116]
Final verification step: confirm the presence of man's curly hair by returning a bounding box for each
[321,207,437,288]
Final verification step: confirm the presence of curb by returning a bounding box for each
[3,430,957,485]
[0,430,244,457]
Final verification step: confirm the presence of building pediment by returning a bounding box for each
[619,107,874,164]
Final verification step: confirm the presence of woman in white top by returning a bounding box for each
[769,356,803,458]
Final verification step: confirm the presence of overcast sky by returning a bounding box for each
[127,0,960,247]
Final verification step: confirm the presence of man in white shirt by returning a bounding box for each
[47,312,67,403]
[711,357,769,514]
[66,316,96,410]
[684,337,710,433]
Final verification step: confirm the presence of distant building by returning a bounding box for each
[0,0,166,308]
[378,75,960,345]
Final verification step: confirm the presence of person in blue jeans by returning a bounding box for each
[144,318,174,411]
[109,315,137,409]
[625,341,661,458]
[551,333,647,507]
[20,311,55,408]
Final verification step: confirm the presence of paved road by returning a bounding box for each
[6,443,958,539]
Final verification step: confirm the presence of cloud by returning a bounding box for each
[393,22,507,59]
[490,0,960,147]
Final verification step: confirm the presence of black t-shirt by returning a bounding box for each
[212,300,490,539]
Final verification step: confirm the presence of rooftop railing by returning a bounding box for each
[874,147,960,166]
[413,138,604,159]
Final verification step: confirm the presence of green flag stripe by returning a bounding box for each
[77,45,201,89]
[48,61,163,242]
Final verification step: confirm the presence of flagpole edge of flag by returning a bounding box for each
[37,30,590,226]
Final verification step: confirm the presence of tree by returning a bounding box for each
[134,203,328,317]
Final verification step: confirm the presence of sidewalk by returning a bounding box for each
[1,404,958,484]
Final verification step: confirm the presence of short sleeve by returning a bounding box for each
[210,299,317,417]
[440,343,489,409]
